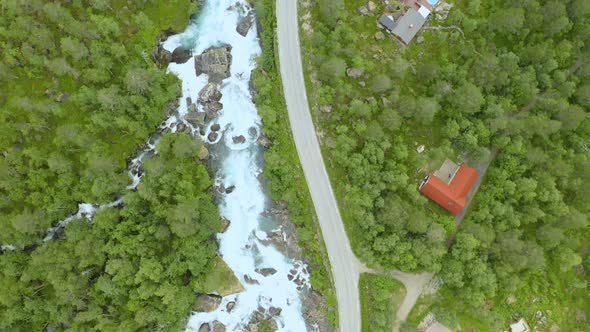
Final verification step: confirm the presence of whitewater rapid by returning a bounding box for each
[163,1,309,331]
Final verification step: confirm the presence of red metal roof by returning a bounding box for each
[419,164,478,215]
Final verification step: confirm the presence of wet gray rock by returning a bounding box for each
[257,135,272,148]
[346,68,364,78]
[236,14,254,37]
[268,307,282,317]
[250,307,266,323]
[211,123,221,132]
[199,323,210,332]
[194,294,222,312]
[177,123,186,132]
[232,135,246,144]
[204,101,223,120]
[243,274,260,285]
[157,29,177,43]
[225,185,236,194]
[151,45,172,68]
[188,103,198,113]
[255,268,277,276]
[198,83,224,119]
[171,47,192,64]
[226,301,236,312]
[165,100,179,117]
[195,46,233,83]
[208,131,219,142]
[212,321,226,332]
[198,82,223,103]
[184,112,205,127]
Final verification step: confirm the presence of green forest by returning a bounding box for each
[304,0,590,329]
[0,1,229,330]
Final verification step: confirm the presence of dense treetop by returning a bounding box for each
[0,1,229,330]
[307,0,589,328]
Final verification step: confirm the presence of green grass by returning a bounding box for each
[359,273,406,332]
[197,256,244,297]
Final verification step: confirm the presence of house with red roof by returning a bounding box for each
[419,159,478,215]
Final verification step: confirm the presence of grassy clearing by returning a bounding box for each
[197,256,244,296]
[360,273,406,332]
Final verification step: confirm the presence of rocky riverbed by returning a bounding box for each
[161,1,326,331]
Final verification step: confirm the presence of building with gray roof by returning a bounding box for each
[391,8,427,44]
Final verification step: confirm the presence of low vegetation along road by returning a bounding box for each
[276,1,367,331]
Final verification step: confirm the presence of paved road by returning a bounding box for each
[276,1,366,331]
[390,271,433,332]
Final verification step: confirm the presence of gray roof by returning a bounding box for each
[391,8,426,44]
[378,14,396,31]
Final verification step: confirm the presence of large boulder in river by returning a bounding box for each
[212,321,226,332]
[171,47,192,64]
[208,131,219,142]
[199,323,210,332]
[195,46,232,83]
[198,82,222,103]
[194,294,222,312]
[236,14,254,37]
[232,135,246,144]
[184,112,205,127]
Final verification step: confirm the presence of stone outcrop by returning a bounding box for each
[171,47,192,64]
[243,274,260,285]
[226,301,236,312]
[208,131,219,142]
[184,112,205,127]
[157,29,177,43]
[195,46,233,83]
[198,82,223,103]
[255,267,277,276]
[151,45,172,68]
[212,321,226,332]
[245,307,280,332]
[199,323,210,332]
[236,14,254,37]
[211,123,221,132]
[257,135,272,148]
[232,135,246,144]
[198,82,224,119]
[346,68,364,78]
[194,294,222,312]
[199,146,209,160]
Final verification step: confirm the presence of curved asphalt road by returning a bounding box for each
[276,1,366,331]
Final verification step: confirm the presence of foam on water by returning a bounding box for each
[163,1,309,330]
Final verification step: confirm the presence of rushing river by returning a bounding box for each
[163,1,309,331]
